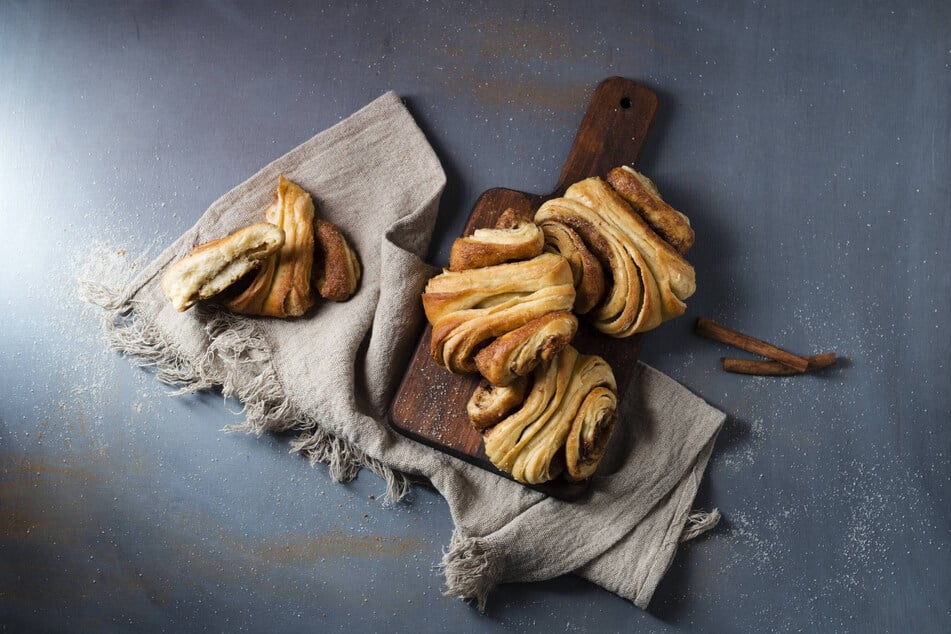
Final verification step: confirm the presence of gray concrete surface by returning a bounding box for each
[1,1,948,631]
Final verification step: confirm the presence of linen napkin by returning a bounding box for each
[84,91,725,609]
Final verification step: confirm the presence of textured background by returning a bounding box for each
[1,1,948,631]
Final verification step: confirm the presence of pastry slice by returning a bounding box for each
[536,196,662,337]
[422,253,576,374]
[466,376,529,431]
[422,252,572,325]
[161,222,285,312]
[565,177,695,310]
[565,386,618,481]
[314,219,361,301]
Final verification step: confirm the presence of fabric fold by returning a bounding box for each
[83,91,726,611]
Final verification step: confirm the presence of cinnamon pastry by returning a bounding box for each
[422,253,575,376]
[535,177,695,337]
[480,345,617,484]
[225,176,316,317]
[474,310,577,387]
[449,208,544,271]
[161,222,285,312]
[536,196,658,335]
[314,219,361,301]
[607,166,694,255]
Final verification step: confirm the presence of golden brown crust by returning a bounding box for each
[474,310,577,387]
[536,196,656,336]
[422,252,573,328]
[225,176,316,317]
[448,208,544,271]
[565,177,695,303]
[314,219,361,302]
[607,166,694,254]
[418,168,699,486]
[160,222,285,312]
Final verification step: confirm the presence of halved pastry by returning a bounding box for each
[161,222,285,312]
[314,219,361,301]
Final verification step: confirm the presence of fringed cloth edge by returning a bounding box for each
[78,278,411,502]
[437,529,501,612]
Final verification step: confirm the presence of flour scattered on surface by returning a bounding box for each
[37,237,170,446]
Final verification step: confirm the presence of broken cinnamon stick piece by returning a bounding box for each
[722,352,837,375]
[695,317,810,372]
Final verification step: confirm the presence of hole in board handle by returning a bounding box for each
[619,96,632,109]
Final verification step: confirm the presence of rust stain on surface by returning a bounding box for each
[459,68,589,116]
[474,19,576,63]
[218,527,428,564]
[429,18,667,118]
[0,509,50,537]
[1,455,106,483]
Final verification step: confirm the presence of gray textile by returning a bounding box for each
[86,92,725,609]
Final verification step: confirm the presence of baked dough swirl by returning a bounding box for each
[536,177,695,337]
[538,218,605,314]
[449,208,544,271]
[466,375,529,431]
[422,253,576,376]
[478,345,617,484]
[422,168,697,485]
[564,386,618,481]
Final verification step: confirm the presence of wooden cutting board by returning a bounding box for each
[388,77,658,500]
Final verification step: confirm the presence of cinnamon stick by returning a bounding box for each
[694,317,810,373]
[722,352,837,376]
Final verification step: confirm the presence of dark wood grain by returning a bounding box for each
[389,77,656,500]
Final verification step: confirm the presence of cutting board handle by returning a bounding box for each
[553,77,658,194]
